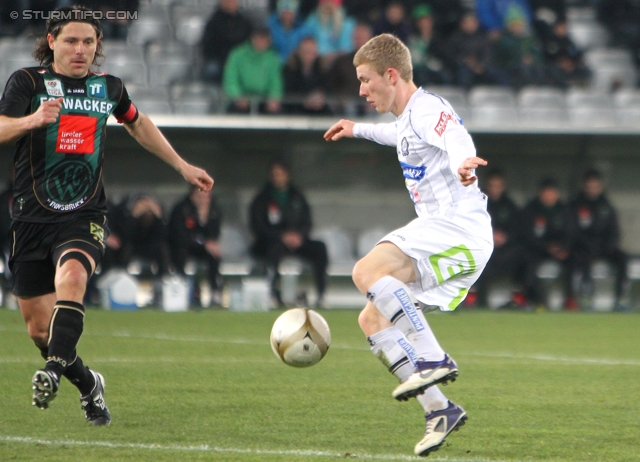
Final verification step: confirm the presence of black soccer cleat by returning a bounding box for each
[32,369,60,410]
[80,370,111,426]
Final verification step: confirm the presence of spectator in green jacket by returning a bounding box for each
[223,26,284,114]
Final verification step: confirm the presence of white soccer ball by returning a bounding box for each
[270,308,331,368]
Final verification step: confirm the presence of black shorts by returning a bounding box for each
[10,216,108,297]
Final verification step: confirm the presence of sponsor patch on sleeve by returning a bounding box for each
[434,111,459,136]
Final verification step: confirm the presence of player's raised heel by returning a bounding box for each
[32,369,59,410]
[81,370,111,426]
[392,354,458,401]
[415,401,467,457]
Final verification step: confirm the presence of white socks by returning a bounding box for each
[368,276,445,361]
[368,325,449,414]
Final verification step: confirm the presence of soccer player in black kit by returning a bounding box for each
[0,6,213,425]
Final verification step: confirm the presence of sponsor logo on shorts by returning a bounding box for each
[394,288,424,332]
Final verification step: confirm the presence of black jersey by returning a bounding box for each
[0,65,138,223]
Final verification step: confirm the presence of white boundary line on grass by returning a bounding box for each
[1,327,639,367]
[0,435,507,462]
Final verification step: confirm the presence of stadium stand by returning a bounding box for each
[518,86,568,125]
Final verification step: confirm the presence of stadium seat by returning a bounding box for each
[357,227,391,259]
[219,223,250,261]
[100,43,147,85]
[133,98,173,115]
[585,48,637,92]
[127,14,172,46]
[468,86,519,127]
[312,226,356,276]
[567,18,609,50]
[424,85,470,123]
[174,15,207,46]
[566,88,616,127]
[613,89,640,127]
[147,42,194,87]
[518,86,568,126]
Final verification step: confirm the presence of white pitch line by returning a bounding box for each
[0,435,507,462]
[1,328,638,367]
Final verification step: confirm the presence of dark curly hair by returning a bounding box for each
[33,5,104,67]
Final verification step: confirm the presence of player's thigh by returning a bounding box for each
[353,241,417,291]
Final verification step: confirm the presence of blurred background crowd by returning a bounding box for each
[1,0,639,120]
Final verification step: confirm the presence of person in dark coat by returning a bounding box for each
[200,0,253,83]
[570,169,628,311]
[520,178,575,309]
[473,169,526,307]
[168,186,223,306]
[249,159,328,307]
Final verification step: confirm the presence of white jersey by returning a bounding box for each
[353,88,492,244]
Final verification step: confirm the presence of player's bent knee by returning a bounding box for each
[59,251,93,278]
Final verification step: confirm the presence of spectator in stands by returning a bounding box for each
[303,0,356,68]
[570,169,629,311]
[543,21,592,89]
[201,0,253,83]
[597,0,640,67]
[342,0,383,23]
[421,0,466,41]
[473,169,526,308]
[223,26,283,114]
[528,0,567,40]
[268,0,312,63]
[169,185,223,307]
[283,36,333,115]
[372,1,412,45]
[249,159,328,308]
[75,0,139,39]
[445,11,510,89]
[520,178,575,310]
[408,4,452,87]
[493,5,548,88]
[269,0,317,20]
[475,0,534,41]
[101,197,132,274]
[128,195,170,281]
[326,21,373,116]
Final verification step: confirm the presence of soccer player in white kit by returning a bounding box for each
[324,34,494,457]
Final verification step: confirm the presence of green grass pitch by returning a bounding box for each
[0,308,638,461]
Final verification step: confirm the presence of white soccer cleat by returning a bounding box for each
[392,354,458,401]
[415,400,467,456]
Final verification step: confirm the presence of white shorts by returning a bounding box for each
[380,216,494,311]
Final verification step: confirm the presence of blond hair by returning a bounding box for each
[353,33,413,82]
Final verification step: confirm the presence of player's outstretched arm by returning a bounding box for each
[458,156,488,186]
[124,112,214,192]
[324,119,356,141]
[0,98,62,144]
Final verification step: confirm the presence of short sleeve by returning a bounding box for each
[0,69,35,118]
[111,80,139,124]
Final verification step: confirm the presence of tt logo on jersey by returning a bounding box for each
[88,83,105,99]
